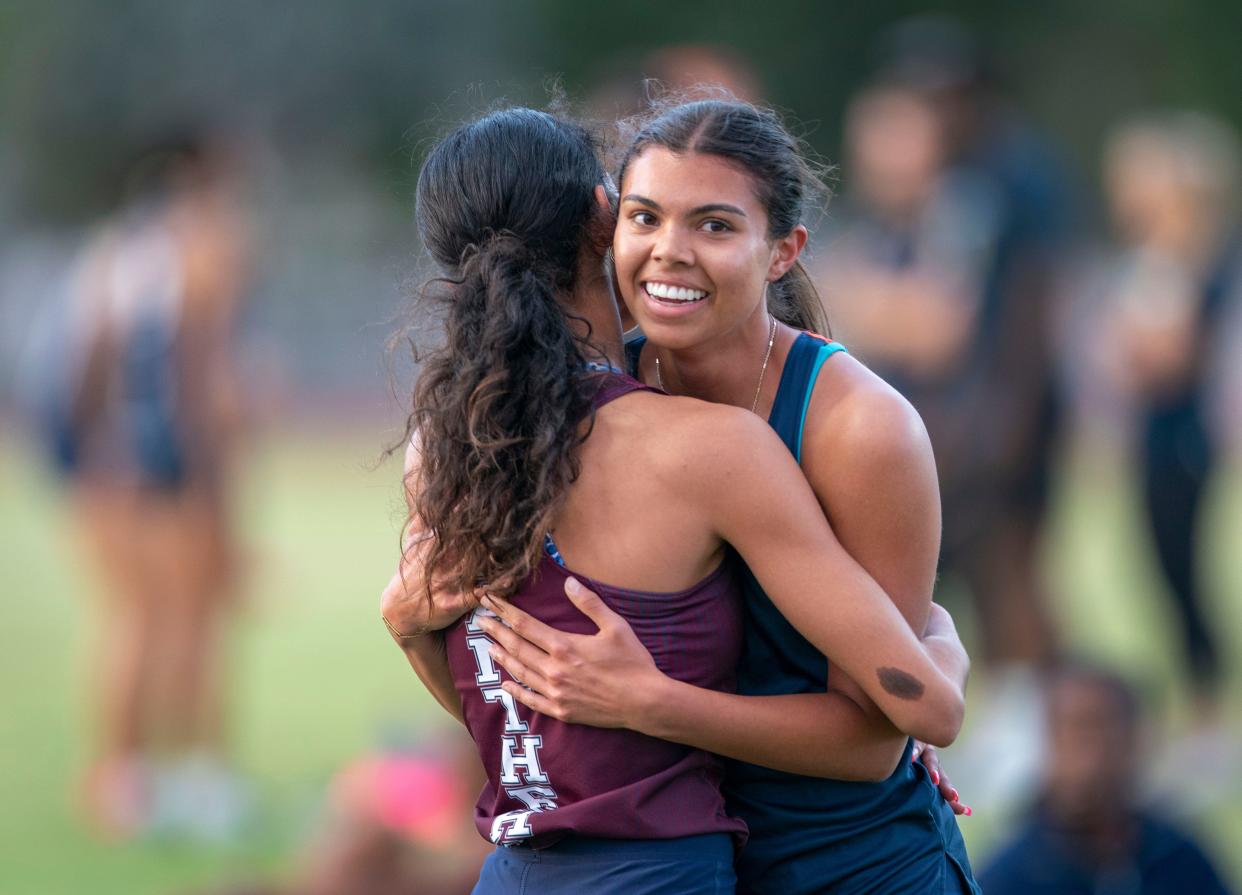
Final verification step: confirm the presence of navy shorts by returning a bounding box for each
[473,832,736,895]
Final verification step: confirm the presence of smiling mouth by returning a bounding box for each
[643,281,709,304]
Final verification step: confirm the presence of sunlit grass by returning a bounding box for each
[0,429,449,895]
[1,431,1238,893]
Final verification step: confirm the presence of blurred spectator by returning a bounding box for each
[871,15,1069,670]
[20,130,254,840]
[589,43,763,122]
[820,83,986,384]
[978,661,1232,894]
[292,742,489,895]
[816,16,1073,812]
[194,738,489,895]
[1099,112,1241,721]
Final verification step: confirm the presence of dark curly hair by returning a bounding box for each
[619,97,831,335]
[405,107,606,602]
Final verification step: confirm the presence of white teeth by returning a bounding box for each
[645,282,707,302]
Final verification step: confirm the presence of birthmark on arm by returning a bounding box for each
[878,667,926,701]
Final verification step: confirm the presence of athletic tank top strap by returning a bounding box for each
[766,333,847,461]
[623,336,647,379]
[590,369,656,409]
[546,369,656,567]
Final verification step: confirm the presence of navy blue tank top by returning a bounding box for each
[722,332,979,894]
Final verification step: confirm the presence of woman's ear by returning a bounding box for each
[767,224,809,282]
[587,184,618,255]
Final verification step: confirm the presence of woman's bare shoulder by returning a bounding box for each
[802,352,933,475]
[601,390,790,478]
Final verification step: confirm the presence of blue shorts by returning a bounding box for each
[473,833,736,895]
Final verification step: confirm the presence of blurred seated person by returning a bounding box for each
[978,661,1231,894]
[293,741,489,895]
[199,738,489,895]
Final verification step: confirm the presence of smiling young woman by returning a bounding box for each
[484,99,982,895]
[620,149,799,368]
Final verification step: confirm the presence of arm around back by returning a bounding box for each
[797,363,969,748]
[379,437,472,724]
[676,403,965,747]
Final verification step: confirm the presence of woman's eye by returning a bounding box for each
[632,211,657,226]
[701,219,731,233]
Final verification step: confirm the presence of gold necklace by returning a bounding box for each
[655,314,777,414]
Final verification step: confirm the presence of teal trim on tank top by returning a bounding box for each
[794,341,848,464]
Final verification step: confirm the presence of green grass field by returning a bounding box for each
[2,430,1239,894]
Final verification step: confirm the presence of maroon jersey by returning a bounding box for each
[444,373,747,847]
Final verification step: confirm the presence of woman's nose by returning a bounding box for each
[652,225,693,266]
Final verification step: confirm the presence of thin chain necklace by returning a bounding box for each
[656,314,777,414]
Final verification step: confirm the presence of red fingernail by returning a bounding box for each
[964,806,973,816]
[950,789,959,802]
[931,770,940,785]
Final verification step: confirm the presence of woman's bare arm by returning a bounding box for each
[684,404,965,746]
[379,439,471,723]
[643,375,959,778]
[484,396,967,752]
[482,579,967,781]
[381,566,464,724]
[790,371,954,771]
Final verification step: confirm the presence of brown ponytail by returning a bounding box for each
[402,109,605,601]
[770,260,830,336]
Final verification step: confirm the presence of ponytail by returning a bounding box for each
[769,260,830,336]
[403,107,607,603]
[409,232,596,602]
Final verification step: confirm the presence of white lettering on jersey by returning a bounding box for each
[490,809,535,842]
[465,606,561,842]
[508,785,558,811]
[487,784,562,842]
[500,735,549,786]
[482,687,529,733]
[466,636,502,686]
[466,606,497,633]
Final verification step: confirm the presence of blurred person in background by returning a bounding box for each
[1099,112,1240,770]
[818,16,1071,810]
[191,738,487,895]
[589,42,763,119]
[977,661,1232,894]
[282,736,488,895]
[23,131,254,840]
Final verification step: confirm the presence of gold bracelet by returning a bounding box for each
[382,613,427,640]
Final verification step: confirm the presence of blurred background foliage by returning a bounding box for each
[4,0,1242,222]
[3,0,1242,401]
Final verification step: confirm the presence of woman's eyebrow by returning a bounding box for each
[622,193,661,210]
[689,203,747,217]
[621,194,747,218]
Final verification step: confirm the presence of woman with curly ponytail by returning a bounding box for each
[382,107,971,894]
